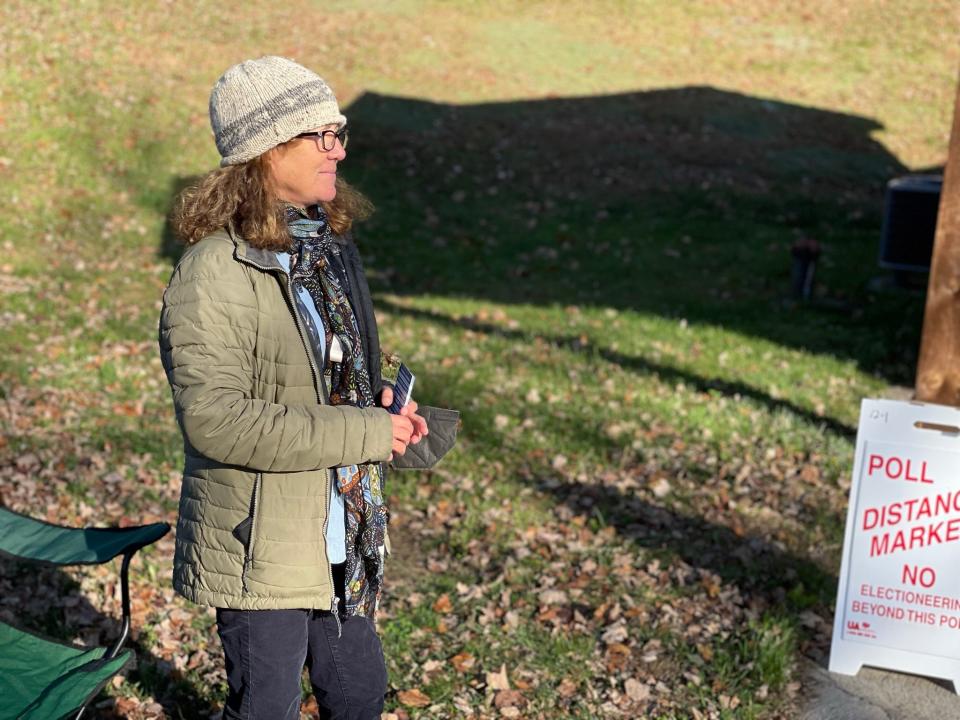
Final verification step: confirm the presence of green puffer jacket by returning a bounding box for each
[159,228,394,610]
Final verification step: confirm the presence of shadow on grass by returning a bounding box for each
[379,297,856,437]
[0,558,213,719]
[338,86,923,385]
[546,473,837,616]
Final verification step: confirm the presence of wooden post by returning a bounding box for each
[915,73,960,405]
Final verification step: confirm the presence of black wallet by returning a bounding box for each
[390,405,461,470]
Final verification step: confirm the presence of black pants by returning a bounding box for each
[215,565,387,720]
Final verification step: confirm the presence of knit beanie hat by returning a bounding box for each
[209,56,346,167]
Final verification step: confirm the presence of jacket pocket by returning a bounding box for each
[238,473,262,592]
[231,517,252,547]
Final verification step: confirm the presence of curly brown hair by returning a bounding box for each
[172,151,373,250]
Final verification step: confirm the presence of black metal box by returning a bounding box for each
[879,175,942,272]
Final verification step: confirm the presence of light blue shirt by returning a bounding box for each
[276,252,346,564]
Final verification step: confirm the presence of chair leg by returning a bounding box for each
[106,550,134,659]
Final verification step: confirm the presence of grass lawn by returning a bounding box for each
[0,1,958,718]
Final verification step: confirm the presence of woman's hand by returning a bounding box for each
[381,386,429,457]
[389,412,414,460]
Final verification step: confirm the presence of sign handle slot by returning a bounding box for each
[913,421,960,434]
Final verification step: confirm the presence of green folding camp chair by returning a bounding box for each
[0,507,170,720]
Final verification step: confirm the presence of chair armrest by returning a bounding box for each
[0,507,169,566]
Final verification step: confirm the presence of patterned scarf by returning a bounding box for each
[286,205,388,620]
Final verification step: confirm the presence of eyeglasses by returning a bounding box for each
[294,128,349,151]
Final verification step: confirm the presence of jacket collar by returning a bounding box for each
[226,223,352,270]
[227,225,285,272]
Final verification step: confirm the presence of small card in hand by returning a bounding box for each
[387,363,415,414]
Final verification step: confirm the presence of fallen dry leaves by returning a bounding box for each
[397,688,432,708]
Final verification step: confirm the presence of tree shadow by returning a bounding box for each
[553,472,835,599]
[543,472,838,656]
[0,557,214,718]
[378,297,856,438]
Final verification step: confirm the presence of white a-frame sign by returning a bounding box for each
[831,398,960,691]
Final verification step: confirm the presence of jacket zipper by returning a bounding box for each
[241,472,262,593]
[281,274,340,619]
[245,254,339,614]
[323,467,342,638]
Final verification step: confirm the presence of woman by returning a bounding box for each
[159,56,428,720]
